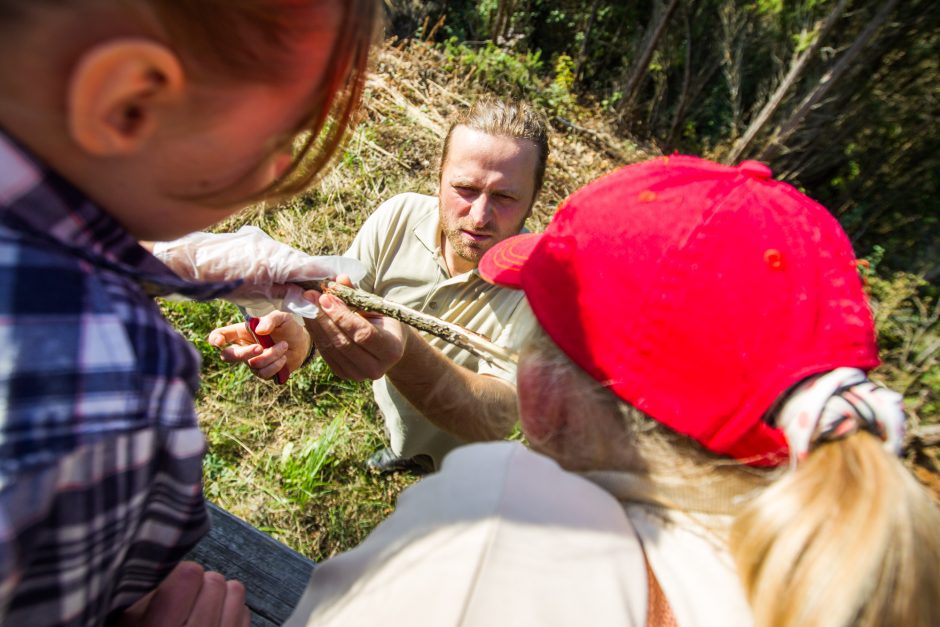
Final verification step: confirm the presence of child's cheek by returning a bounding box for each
[271,153,294,181]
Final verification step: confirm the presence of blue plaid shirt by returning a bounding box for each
[0,131,238,626]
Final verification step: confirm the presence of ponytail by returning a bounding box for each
[730,429,940,626]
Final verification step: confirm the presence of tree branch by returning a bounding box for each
[313,281,518,371]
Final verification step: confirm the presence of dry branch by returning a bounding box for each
[311,281,518,372]
[552,116,628,162]
[907,424,940,449]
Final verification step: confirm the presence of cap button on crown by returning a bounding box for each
[738,160,772,179]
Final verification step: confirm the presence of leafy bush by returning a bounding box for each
[441,37,543,96]
[439,38,589,120]
[864,248,940,426]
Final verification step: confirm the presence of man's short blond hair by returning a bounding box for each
[440,98,550,198]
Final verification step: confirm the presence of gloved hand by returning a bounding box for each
[152,226,366,318]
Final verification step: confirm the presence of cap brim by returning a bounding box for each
[478,232,543,288]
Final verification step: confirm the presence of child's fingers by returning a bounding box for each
[245,342,288,370]
[220,580,249,627]
[250,354,288,380]
[253,312,309,355]
[208,322,255,347]
[219,344,263,364]
[252,311,291,335]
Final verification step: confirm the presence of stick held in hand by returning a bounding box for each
[311,281,518,371]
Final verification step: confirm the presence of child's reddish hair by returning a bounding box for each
[0,0,380,201]
[150,0,380,200]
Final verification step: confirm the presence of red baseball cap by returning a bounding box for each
[479,155,879,466]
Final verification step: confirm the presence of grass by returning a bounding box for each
[161,39,939,562]
[162,297,406,560]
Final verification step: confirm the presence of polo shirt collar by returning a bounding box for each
[411,201,478,280]
[413,200,444,258]
[0,130,239,300]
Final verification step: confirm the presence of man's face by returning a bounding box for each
[438,126,539,275]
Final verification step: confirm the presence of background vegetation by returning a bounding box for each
[391,0,939,279]
[166,1,938,561]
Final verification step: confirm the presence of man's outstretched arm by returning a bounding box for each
[384,324,517,442]
[303,290,517,443]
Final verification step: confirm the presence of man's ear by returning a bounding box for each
[67,39,184,156]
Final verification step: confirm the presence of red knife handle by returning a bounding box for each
[246,317,289,385]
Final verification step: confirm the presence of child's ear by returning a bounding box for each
[67,39,184,156]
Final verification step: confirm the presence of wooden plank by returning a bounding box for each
[185,502,315,627]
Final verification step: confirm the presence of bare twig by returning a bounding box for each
[551,115,627,162]
[309,281,518,372]
[907,425,940,449]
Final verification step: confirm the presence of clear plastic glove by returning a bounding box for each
[153,226,366,318]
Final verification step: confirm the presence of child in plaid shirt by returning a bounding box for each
[0,1,377,625]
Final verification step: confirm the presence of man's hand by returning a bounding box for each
[208,311,310,381]
[207,274,405,384]
[116,561,249,627]
[302,287,406,382]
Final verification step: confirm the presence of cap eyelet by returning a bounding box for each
[764,249,784,270]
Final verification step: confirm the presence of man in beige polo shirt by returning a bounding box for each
[212,99,548,471]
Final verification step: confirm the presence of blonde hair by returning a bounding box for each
[440,98,550,198]
[731,434,940,627]
[522,327,940,626]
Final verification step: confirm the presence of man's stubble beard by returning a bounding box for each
[441,222,488,266]
[440,210,532,268]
